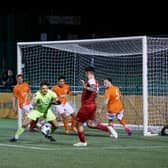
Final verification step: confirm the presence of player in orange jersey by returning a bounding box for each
[98,78,132,136]
[51,76,77,134]
[12,74,37,131]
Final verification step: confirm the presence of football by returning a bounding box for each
[41,122,52,136]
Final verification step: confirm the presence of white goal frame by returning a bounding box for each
[17,36,168,136]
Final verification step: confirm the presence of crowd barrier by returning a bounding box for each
[0,92,17,118]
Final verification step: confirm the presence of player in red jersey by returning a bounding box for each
[73,67,118,147]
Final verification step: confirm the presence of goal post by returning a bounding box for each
[142,36,148,136]
[17,36,168,136]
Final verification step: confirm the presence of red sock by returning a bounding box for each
[97,122,108,132]
[125,127,130,132]
[29,120,37,129]
[78,131,86,143]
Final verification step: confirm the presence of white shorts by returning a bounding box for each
[106,109,124,120]
[21,104,33,114]
[51,102,74,116]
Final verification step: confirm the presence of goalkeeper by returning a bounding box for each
[10,80,60,142]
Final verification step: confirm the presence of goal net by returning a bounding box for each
[17,36,168,136]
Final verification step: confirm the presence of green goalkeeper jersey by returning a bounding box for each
[34,89,57,113]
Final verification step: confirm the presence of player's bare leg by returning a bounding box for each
[61,113,70,134]
[9,117,32,142]
[118,119,132,136]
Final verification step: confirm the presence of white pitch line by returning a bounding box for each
[0,143,168,151]
[0,143,89,151]
[103,146,168,150]
[0,143,55,151]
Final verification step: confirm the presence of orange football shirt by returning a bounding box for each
[105,85,123,114]
[13,82,31,107]
[52,84,71,104]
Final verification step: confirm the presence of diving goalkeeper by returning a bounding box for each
[10,80,60,142]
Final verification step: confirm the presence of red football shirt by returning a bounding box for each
[81,78,99,105]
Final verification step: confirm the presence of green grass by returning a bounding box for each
[0,118,168,168]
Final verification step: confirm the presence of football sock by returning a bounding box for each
[125,127,131,132]
[78,130,86,143]
[15,127,25,139]
[63,118,69,131]
[71,116,76,129]
[29,120,37,129]
[96,122,108,131]
[119,119,126,125]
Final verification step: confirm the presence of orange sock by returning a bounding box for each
[71,116,77,132]
[119,119,126,126]
[63,118,69,131]
[71,116,76,129]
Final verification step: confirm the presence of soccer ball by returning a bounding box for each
[41,122,52,136]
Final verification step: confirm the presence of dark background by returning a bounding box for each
[0,7,167,74]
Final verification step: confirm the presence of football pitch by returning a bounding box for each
[0,119,168,168]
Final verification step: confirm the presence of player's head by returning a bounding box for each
[58,75,65,87]
[16,74,23,84]
[85,66,95,79]
[85,66,95,73]
[40,80,49,95]
[104,78,112,88]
